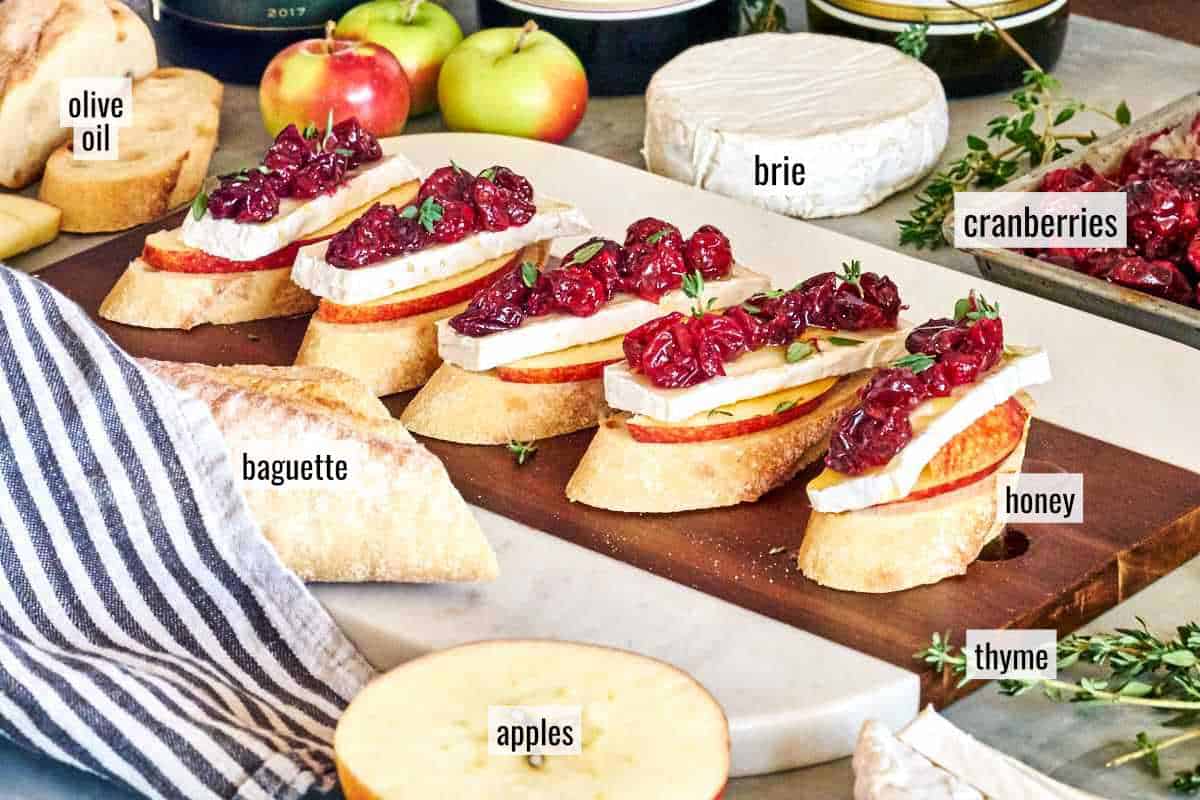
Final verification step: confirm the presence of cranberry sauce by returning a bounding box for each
[448,218,735,337]
[1028,112,1200,307]
[622,260,902,390]
[206,118,383,224]
[825,293,1004,476]
[325,164,536,270]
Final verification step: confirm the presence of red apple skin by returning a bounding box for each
[142,232,326,274]
[259,38,411,138]
[626,392,828,444]
[496,357,621,384]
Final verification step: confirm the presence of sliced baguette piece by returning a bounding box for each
[142,359,498,583]
[100,258,317,330]
[565,373,870,513]
[294,241,551,396]
[39,67,223,232]
[402,362,607,444]
[797,398,1033,594]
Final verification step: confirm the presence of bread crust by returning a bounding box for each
[142,360,498,583]
[565,373,870,513]
[797,404,1033,593]
[40,68,223,232]
[100,257,317,330]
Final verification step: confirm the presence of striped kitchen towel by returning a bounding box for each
[0,265,375,799]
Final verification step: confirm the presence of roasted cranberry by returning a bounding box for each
[470,176,535,232]
[827,407,914,475]
[563,238,623,298]
[325,204,426,268]
[326,118,382,168]
[684,225,733,280]
[483,166,533,202]
[624,313,679,368]
[290,151,350,199]
[905,318,963,355]
[429,199,477,244]
[419,165,474,202]
[859,368,928,419]
[622,240,687,302]
[449,305,525,336]
[721,305,769,351]
[548,268,606,316]
[624,217,684,251]
[1040,163,1118,193]
[1106,255,1194,304]
[207,174,280,223]
[263,124,316,173]
[525,274,557,317]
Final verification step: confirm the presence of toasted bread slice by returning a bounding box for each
[402,362,607,444]
[40,68,223,232]
[100,257,317,330]
[294,241,551,396]
[565,373,870,513]
[142,359,498,583]
[797,397,1034,593]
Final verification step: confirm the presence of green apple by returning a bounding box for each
[336,0,463,116]
[438,22,588,143]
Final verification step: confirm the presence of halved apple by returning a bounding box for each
[626,378,838,444]
[315,250,525,324]
[142,182,420,275]
[496,335,625,384]
[335,640,730,800]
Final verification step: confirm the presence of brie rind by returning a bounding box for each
[182,147,422,261]
[604,325,910,423]
[293,197,591,305]
[437,266,770,372]
[853,720,982,800]
[896,707,1105,800]
[808,347,1052,513]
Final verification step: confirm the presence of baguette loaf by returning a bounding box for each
[565,373,870,513]
[142,360,498,583]
[0,0,157,189]
[100,258,317,330]
[40,68,223,232]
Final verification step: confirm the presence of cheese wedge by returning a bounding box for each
[808,347,1052,513]
[438,266,771,372]
[293,197,591,305]
[0,194,61,259]
[605,325,910,423]
[182,145,422,261]
[853,720,983,800]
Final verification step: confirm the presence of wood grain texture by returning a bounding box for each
[37,216,1200,707]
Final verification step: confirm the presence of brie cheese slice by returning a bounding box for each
[437,266,770,372]
[853,720,982,800]
[293,197,591,305]
[808,347,1052,513]
[182,145,421,262]
[605,325,910,423]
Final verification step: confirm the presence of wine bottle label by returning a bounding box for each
[809,0,1066,33]
[489,0,718,20]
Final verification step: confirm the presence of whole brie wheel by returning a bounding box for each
[644,33,949,219]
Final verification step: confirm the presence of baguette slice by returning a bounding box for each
[295,241,550,396]
[39,67,223,232]
[565,373,870,513]
[797,397,1033,593]
[142,360,498,583]
[402,362,608,444]
[0,0,158,189]
[100,257,317,330]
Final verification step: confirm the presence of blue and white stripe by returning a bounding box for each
[0,266,375,799]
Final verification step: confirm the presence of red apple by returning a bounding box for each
[626,381,836,444]
[496,336,624,383]
[142,230,321,274]
[336,0,464,117]
[259,23,411,138]
[438,21,587,143]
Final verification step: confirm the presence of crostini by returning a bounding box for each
[566,261,910,512]
[798,293,1052,593]
[401,218,770,444]
[291,163,589,395]
[101,117,420,330]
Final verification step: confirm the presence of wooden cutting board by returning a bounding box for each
[38,215,1200,707]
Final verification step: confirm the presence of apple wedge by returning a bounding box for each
[335,640,730,800]
[496,335,625,384]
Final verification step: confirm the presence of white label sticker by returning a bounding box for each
[236,440,367,490]
[954,191,1127,248]
[488,705,582,756]
[59,77,132,128]
[71,126,118,161]
[965,629,1057,681]
[997,472,1083,523]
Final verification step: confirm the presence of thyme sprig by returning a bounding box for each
[895,3,1130,250]
[506,440,538,465]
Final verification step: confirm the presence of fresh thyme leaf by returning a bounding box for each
[399,205,418,220]
[895,21,929,60]
[741,302,761,314]
[418,196,444,233]
[302,122,319,139]
[255,165,271,174]
[479,166,496,180]
[682,270,704,300]
[323,108,335,148]
[740,0,786,33]
[190,191,208,220]
[646,228,672,245]
[965,294,1000,320]
[1116,100,1132,126]
[568,240,604,265]
[954,297,972,321]
[828,336,862,346]
[520,261,539,288]
[507,440,538,465]
[773,400,797,414]
[335,148,354,157]
[840,259,862,288]
[892,353,936,372]
[1174,765,1200,793]
[1135,732,1162,777]
[786,341,814,363]
[708,408,734,418]
[232,174,250,183]
[762,288,787,299]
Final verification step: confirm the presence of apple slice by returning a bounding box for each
[142,183,420,275]
[496,335,624,384]
[626,378,838,444]
[315,249,527,324]
[335,640,730,800]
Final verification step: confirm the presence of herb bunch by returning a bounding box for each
[894,3,1131,250]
